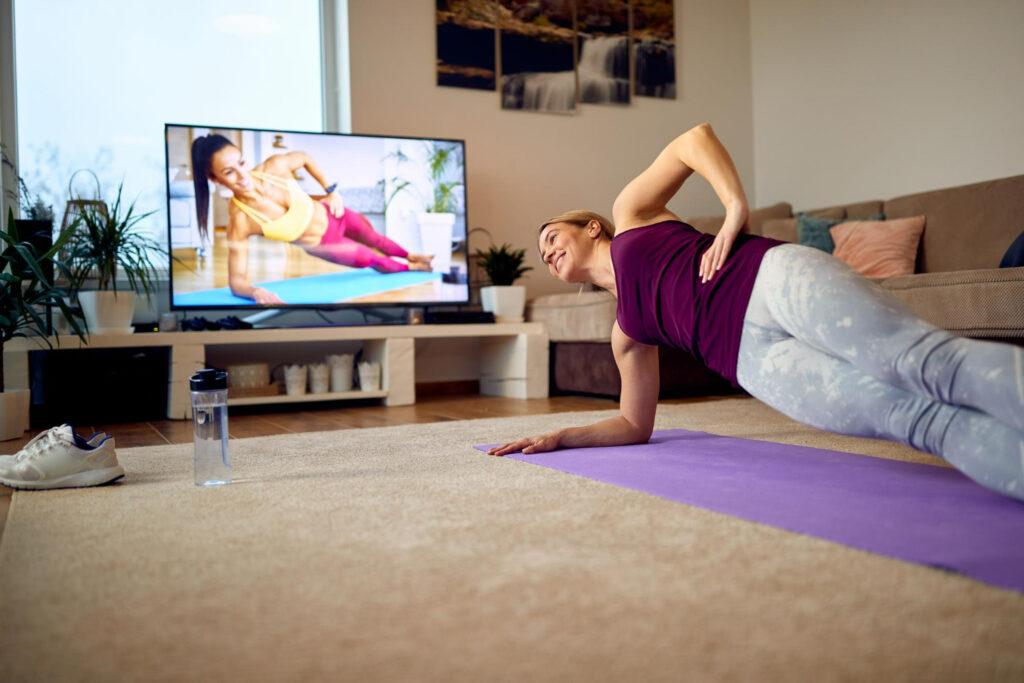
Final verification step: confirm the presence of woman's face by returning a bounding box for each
[538,221,594,283]
[208,145,253,195]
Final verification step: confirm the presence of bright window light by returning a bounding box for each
[14,0,323,250]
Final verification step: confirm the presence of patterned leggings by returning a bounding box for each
[306,202,410,273]
[736,244,1024,502]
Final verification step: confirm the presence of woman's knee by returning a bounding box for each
[883,395,955,454]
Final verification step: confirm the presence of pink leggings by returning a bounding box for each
[306,202,409,273]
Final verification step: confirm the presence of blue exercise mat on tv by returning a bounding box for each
[174,269,441,306]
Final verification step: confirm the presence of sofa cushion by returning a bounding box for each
[801,206,846,220]
[831,216,925,278]
[796,214,842,252]
[526,290,616,342]
[761,217,797,242]
[685,201,792,236]
[842,200,883,218]
[883,175,1024,273]
[794,210,886,252]
[879,266,1024,340]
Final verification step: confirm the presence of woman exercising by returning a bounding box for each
[488,123,1024,502]
[191,134,433,305]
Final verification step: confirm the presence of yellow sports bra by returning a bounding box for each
[231,170,315,242]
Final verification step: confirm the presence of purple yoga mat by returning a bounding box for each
[475,430,1024,593]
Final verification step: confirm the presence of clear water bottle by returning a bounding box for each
[189,369,231,486]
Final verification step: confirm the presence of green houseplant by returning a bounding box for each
[64,182,163,335]
[0,208,87,439]
[474,242,533,323]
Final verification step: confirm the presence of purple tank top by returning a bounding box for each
[610,220,783,385]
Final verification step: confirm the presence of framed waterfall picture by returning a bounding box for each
[436,0,499,90]
[499,0,577,114]
[577,0,630,105]
[632,0,677,98]
[434,1,678,110]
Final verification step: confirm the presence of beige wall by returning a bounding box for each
[750,0,1024,210]
[348,0,756,299]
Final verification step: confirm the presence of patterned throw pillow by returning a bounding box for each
[797,212,885,253]
[830,215,926,278]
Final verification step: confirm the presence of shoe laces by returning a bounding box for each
[16,425,72,463]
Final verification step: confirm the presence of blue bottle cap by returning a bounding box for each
[190,368,228,391]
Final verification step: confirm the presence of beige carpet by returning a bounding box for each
[1,397,1022,682]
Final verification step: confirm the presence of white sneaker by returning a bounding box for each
[0,427,107,467]
[0,425,124,490]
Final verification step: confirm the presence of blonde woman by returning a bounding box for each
[488,123,1024,502]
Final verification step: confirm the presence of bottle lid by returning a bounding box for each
[190,368,228,391]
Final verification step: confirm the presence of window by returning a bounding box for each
[13,0,325,251]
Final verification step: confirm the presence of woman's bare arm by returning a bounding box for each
[273,151,344,216]
[275,151,332,191]
[557,323,659,448]
[227,211,283,304]
[486,323,658,455]
[613,122,748,226]
[613,122,751,282]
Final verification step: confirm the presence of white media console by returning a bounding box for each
[3,323,549,420]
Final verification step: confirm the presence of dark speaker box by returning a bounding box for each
[29,346,170,427]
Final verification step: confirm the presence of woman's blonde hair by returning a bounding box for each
[537,210,615,254]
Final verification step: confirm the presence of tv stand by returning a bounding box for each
[3,323,548,421]
[241,308,291,327]
[240,306,407,329]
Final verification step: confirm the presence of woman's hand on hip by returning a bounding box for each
[699,226,739,283]
[486,430,563,456]
[327,191,346,218]
[700,203,749,283]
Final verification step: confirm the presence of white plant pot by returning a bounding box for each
[416,212,455,275]
[79,290,136,335]
[480,285,526,323]
[0,389,30,441]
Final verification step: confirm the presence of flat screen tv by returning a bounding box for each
[164,124,469,310]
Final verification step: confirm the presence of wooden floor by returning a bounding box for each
[0,393,629,544]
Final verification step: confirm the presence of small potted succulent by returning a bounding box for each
[0,208,87,439]
[474,242,532,322]
[64,182,162,334]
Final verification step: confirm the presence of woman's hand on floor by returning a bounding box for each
[487,430,563,456]
[252,287,285,305]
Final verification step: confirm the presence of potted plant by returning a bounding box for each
[0,208,87,439]
[474,242,533,322]
[2,145,56,274]
[383,141,464,275]
[64,182,162,334]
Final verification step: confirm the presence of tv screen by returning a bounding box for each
[164,124,469,310]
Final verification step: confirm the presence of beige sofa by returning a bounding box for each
[529,173,1024,398]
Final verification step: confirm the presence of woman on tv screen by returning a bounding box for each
[190,134,434,304]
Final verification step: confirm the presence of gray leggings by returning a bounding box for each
[736,244,1024,502]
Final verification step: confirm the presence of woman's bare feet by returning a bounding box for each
[407,253,434,271]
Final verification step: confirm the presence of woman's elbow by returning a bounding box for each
[633,429,654,445]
